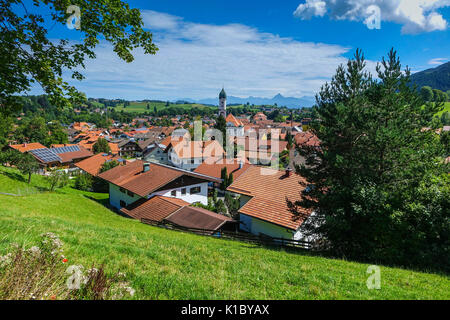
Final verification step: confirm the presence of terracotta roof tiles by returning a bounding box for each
[227,166,310,230]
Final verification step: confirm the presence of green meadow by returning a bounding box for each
[0,166,448,300]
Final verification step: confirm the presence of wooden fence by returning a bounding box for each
[141,218,311,250]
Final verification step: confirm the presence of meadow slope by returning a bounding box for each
[0,167,448,300]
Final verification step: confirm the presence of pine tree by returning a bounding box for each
[289,49,448,270]
[93,138,111,154]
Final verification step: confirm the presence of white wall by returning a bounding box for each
[143,147,168,164]
[239,213,297,240]
[168,149,202,171]
[109,184,144,210]
[151,182,208,205]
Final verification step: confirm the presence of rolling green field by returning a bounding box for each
[0,166,448,300]
[114,101,214,114]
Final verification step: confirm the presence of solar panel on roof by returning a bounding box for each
[52,145,80,154]
[30,148,61,163]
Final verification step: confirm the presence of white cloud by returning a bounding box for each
[140,10,182,31]
[428,57,449,64]
[293,0,450,34]
[293,0,327,19]
[53,10,361,101]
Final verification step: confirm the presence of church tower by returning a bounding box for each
[219,88,227,118]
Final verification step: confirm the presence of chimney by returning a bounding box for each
[24,142,27,147]
[286,168,293,177]
[143,162,150,173]
[239,161,243,169]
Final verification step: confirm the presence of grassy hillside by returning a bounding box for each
[0,166,448,300]
[435,102,450,117]
[114,101,213,114]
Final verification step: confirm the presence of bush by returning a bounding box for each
[46,169,69,191]
[0,233,135,300]
[74,172,93,191]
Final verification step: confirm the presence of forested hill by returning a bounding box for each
[410,62,450,91]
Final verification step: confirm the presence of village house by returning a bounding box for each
[226,114,245,137]
[13,145,93,173]
[9,142,46,154]
[97,160,221,211]
[235,136,288,165]
[75,153,127,176]
[142,142,169,164]
[120,195,236,232]
[227,166,312,240]
[117,139,144,158]
[194,158,252,192]
[166,140,225,171]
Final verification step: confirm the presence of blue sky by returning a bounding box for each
[29,0,450,100]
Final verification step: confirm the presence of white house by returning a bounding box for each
[98,160,221,211]
[226,114,245,137]
[227,166,313,240]
[166,140,225,171]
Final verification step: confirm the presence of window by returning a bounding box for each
[120,200,126,208]
[190,186,201,195]
[127,191,134,197]
[181,188,186,195]
[191,159,195,164]
[171,190,177,197]
[119,187,126,194]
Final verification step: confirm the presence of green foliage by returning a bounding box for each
[13,116,68,147]
[220,167,228,190]
[441,131,450,155]
[433,89,448,103]
[215,115,227,139]
[224,193,240,219]
[100,160,120,173]
[14,153,40,184]
[292,49,448,271]
[420,86,434,102]
[93,138,111,154]
[0,0,158,113]
[214,199,227,215]
[75,172,93,192]
[46,169,69,192]
[0,114,12,149]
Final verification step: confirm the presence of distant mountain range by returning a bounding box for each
[411,61,450,91]
[174,93,316,108]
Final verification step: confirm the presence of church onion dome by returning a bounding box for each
[219,88,227,99]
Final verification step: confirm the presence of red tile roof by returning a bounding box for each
[236,137,288,154]
[98,160,220,197]
[226,114,243,127]
[294,132,320,147]
[227,166,310,230]
[9,143,46,153]
[194,158,252,180]
[58,147,93,163]
[121,196,189,222]
[169,140,225,159]
[75,153,121,176]
[164,206,234,231]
